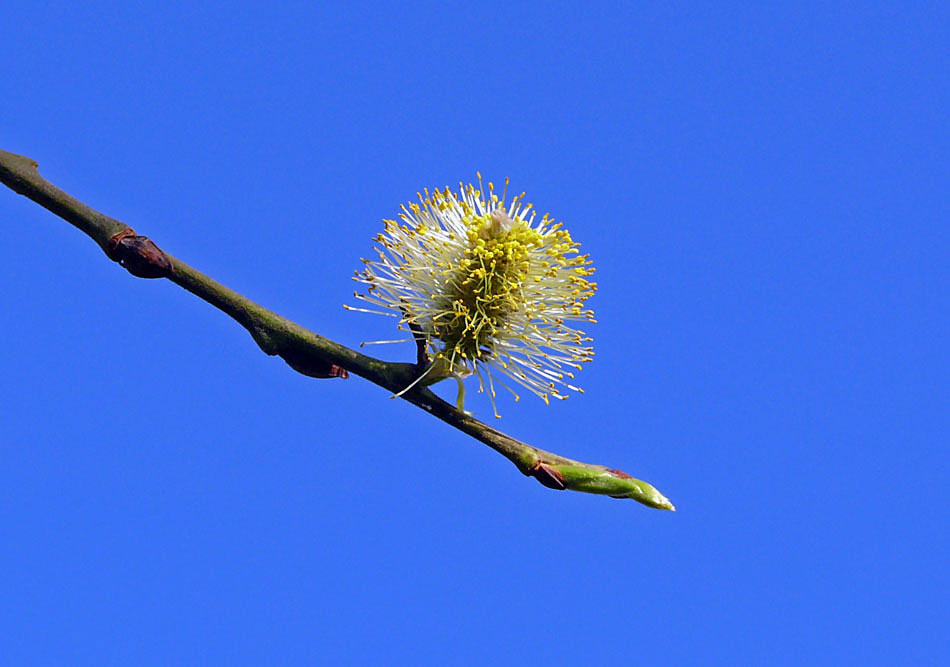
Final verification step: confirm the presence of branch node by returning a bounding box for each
[246,324,280,355]
[280,348,349,379]
[107,229,172,278]
[528,459,567,490]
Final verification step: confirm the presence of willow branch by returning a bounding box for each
[0,149,674,510]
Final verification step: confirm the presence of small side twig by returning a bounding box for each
[400,305,430,369]
[0,148,674,510]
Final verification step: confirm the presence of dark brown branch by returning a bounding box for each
[0,148,674,510]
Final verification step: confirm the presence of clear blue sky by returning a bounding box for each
[1,1,946,663]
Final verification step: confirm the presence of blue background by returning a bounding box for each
[1,1,946,663]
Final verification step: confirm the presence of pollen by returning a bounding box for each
[349,176,596,416]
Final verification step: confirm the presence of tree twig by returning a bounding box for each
[0,148,674,510]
